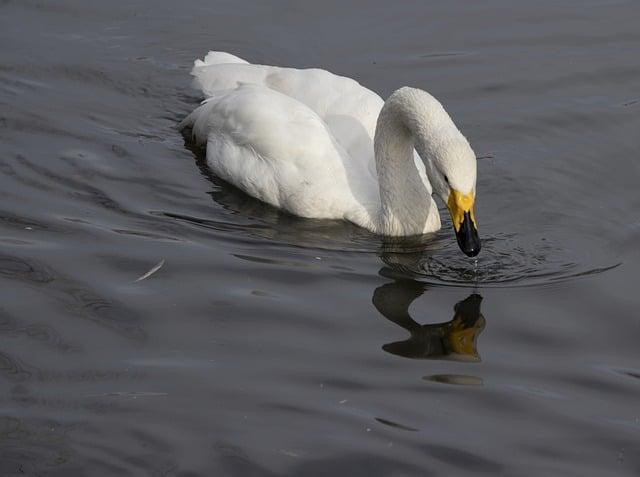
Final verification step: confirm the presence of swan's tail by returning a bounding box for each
[183,51,259,139]
[193,51,248,68]
[190,51,252,98]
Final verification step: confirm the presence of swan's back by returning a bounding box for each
[181,74,380,228]
[190,52,384,164]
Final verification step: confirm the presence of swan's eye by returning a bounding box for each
[444,175,449,185]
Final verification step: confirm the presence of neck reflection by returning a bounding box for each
[374,247,486,362]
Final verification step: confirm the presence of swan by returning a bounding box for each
[181,51,480,256]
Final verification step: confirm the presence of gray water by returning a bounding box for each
[1,1,640,475]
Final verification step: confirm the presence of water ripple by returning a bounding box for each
[381,233,620,288]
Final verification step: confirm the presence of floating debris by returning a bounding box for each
[134,259,165,282]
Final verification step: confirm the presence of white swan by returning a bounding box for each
[181,51,480,256]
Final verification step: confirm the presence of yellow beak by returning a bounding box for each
[447,190,476,232]
[447,190,481,257]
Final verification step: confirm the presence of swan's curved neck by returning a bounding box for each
[373,88,438,236]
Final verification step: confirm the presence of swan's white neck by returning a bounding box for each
[373,87,441,236]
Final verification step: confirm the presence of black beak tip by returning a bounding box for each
[462,243,481,257]
[455,212,481,257]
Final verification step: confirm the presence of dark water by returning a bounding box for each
[1,0,640,475]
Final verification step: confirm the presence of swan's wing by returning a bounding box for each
[181,83,379,227]
[186,51,431,202]
[190,52,384,169]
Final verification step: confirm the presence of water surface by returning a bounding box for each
[1,0,640,475]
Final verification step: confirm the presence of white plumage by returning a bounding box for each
[181,51,479,239]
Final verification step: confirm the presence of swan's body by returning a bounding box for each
[181,51,481,255]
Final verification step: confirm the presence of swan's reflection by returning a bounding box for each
[375,246,485,361]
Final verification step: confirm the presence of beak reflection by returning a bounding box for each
[372,278,485,362]
[447,190,481,257]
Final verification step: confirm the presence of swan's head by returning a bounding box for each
[377,87,481,255]
[417,130,481,257]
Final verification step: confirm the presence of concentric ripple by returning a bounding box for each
[382,232,620,288]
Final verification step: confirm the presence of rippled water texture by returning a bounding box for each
[2,0,640,475]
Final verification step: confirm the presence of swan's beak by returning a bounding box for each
[447,190,481,257]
